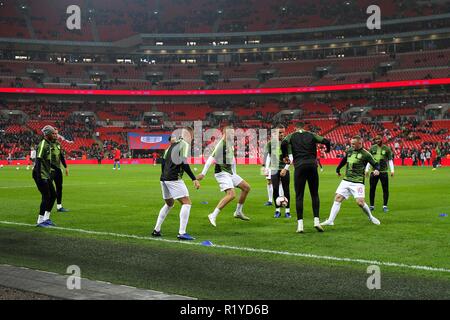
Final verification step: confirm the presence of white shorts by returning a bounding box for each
[160,180,189,200]
[335,180,365,199]
[215,172,244,192]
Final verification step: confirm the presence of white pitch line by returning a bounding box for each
[1,220,449,274]
[0,182,118,189]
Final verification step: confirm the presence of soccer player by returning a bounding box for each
[197,127,251,227]
[281,122,331,233]
[262,164,273,206]
[113,147,121,170]
[322,135,381,227]
[265,125,291,218]
[365,135,394,213]
[32,125,58,227]
[152,127,200,240]
[152,151,159,166]
[51,129,70,213]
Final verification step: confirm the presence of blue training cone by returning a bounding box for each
[201,240,213,246]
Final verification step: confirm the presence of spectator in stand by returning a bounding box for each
[420,150,426,167]
[425,149,431,166]
[400,148,408,166]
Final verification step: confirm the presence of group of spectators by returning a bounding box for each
[400,142,448,166]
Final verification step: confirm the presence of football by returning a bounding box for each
[276,196,289,207]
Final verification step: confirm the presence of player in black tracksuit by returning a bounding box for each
[282,122,331,233]
[51,131,70,212]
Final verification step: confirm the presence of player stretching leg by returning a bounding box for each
[197,127,251,227]
[322,136,381,227]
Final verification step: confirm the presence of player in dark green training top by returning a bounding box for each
[265,125,291,218]
[322,135,382,227]
[365,135,395,213]
[282,122,331,233]
[152,127,200,241]
[33,125,58,227]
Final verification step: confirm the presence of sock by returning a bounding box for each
[279,184,284,197]
[236,203,244,214]
[43,211,51,221]
[276,208,280,213]
[314,217,321,226]
[57,204,62,210]
[328,201,342,223]
[37,215,44,224]
[297,219,304,231]
[285,208,290,213]
[267,184,273,202]
[154,204,173,232]
[211,207,221,219]
[361,203,374,220]
[179,204,192,235]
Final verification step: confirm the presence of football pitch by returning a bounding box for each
[0,164,449,299]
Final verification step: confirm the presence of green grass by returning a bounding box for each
[0,164,449,299]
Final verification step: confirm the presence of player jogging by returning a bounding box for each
[51,129,70,213]
[152,127,200,240]
[322,135,381,227]
[197,126,251,227]
[282,122,331,233]
[265,125,291,218]
[365,135,394,213]
[32,125,58,227]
